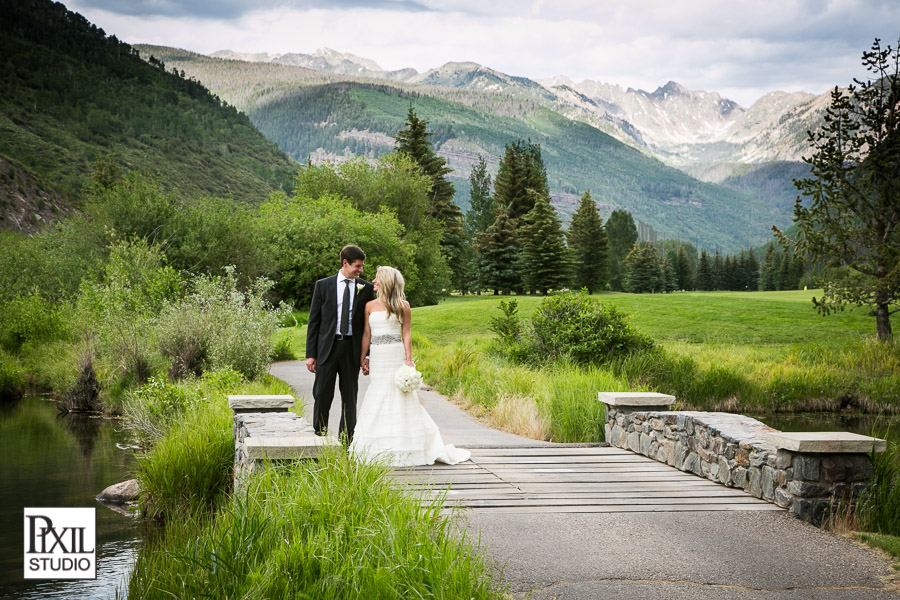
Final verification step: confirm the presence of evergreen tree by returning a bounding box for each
[712,250,724,290]
[466,155,494,293]
[394,106,463,234]
[695,249,714,291]
[676,245,693,290]
[606,209,638,291]
[394,106,465,294]
[475,206,519,295]
[663,257,679,293]
[493,139,549,223]
[520,190,570,295]
[624,242,662,293]
[760,244,779,291]
[466,155,494,235]
[743,249,760,291]
[779,249,794,291]
[567,190,608,293]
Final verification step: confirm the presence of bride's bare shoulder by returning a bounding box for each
[366,299,385,312]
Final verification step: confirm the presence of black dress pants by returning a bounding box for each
[312,337,359,442]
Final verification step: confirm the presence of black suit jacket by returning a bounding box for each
[306,275,375,366]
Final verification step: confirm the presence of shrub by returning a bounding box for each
[125,377,202,442]
[0,294,68,352]
[156,267,290,380]
[0,349,25,399]
[493,291,653,365]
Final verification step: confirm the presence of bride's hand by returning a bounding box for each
[406,358,414,367]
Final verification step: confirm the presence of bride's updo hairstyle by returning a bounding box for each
[376,266,406,324]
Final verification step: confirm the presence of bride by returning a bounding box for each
[349,266,470,467]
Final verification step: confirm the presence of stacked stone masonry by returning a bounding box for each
[605,406,879,525]
[231,395,337,490]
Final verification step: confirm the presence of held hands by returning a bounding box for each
[305,358,316,373]
[361,357,370,376]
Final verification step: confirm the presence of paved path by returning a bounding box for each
[270,360,899,599]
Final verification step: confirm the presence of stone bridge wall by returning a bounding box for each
[601,393,884,525]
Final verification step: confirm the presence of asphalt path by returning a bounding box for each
[270,360,899,599]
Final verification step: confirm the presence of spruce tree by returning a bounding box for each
[779,249,793,291]
[712,250,724,290]
[394,106,463,234]
[475,206,519,295]
[466,155,494,293]
[606,209,638,291]
[493,139,549,223]
[761,244,779,291]
[520,190,570,295]
[624,242,662,293]
[696,249,714,291]
[744,249,760,291]
[676,245,693,290]
[567,190,608,293]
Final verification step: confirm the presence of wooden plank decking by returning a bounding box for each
[393,446,782,514]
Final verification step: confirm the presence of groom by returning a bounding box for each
[305,245,375,442]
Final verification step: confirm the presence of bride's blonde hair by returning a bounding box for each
[376,266,406,324]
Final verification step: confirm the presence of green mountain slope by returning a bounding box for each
[136,46,790,252]
[0,0,297,232]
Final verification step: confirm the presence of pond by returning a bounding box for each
[0,397,139,600]
[752,412,900,443]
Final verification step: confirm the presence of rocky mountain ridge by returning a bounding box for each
[214,47,827,182]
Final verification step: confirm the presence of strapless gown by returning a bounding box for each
[349,311,470,467]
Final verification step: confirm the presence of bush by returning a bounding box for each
[156,267,290,380]
[125,376,203,442]
[0,294,68,352]
[494,291,653,365]
[0,349,25,399]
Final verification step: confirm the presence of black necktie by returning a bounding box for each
[340,279,352,335]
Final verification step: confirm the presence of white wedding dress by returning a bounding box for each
[350,311,470,467]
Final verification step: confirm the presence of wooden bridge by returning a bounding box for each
[394,446,781,514]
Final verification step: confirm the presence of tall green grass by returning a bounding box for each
[134,373,294,521]
[129,448,503,599]
[856,439,900,537]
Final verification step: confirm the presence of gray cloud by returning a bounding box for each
[72,0,432,19]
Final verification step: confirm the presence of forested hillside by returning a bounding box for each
[136,46,789,252]
[0,0,298,232]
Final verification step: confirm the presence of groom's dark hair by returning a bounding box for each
[340,245,366,265]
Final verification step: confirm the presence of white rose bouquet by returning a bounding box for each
[394,364,423,394]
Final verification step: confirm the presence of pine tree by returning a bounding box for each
[676,245,693,290]
[606,209,638,291]
[779,249,794,291]
[663,257,679,293]
[466,155,494,293]
[743,249,760,291]
[760,244,779,291]
[624,242,662,293]
[493,139,548,223]
[520,190,570,295]
[394,106,463,234]
[466,155,494,235]
[695,249,714,291]
[712,250,724,291]
[475,206,519,295]
[567,190,608,293]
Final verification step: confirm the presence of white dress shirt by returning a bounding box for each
[336,272,356,336]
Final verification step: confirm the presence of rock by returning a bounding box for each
[97,479,140,504]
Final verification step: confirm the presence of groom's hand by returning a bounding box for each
[361,357,369,376]
[305,358,316,373]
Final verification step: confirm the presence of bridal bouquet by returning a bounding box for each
[394,364,423,393]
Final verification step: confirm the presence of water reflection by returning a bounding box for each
[752,412,900,442]
[0,398,139,600]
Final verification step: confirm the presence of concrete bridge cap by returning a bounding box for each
[766,431,887,453]
[598,392,676,407]
[228,394,295,410]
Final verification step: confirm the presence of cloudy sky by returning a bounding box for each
[64,0,898,107]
